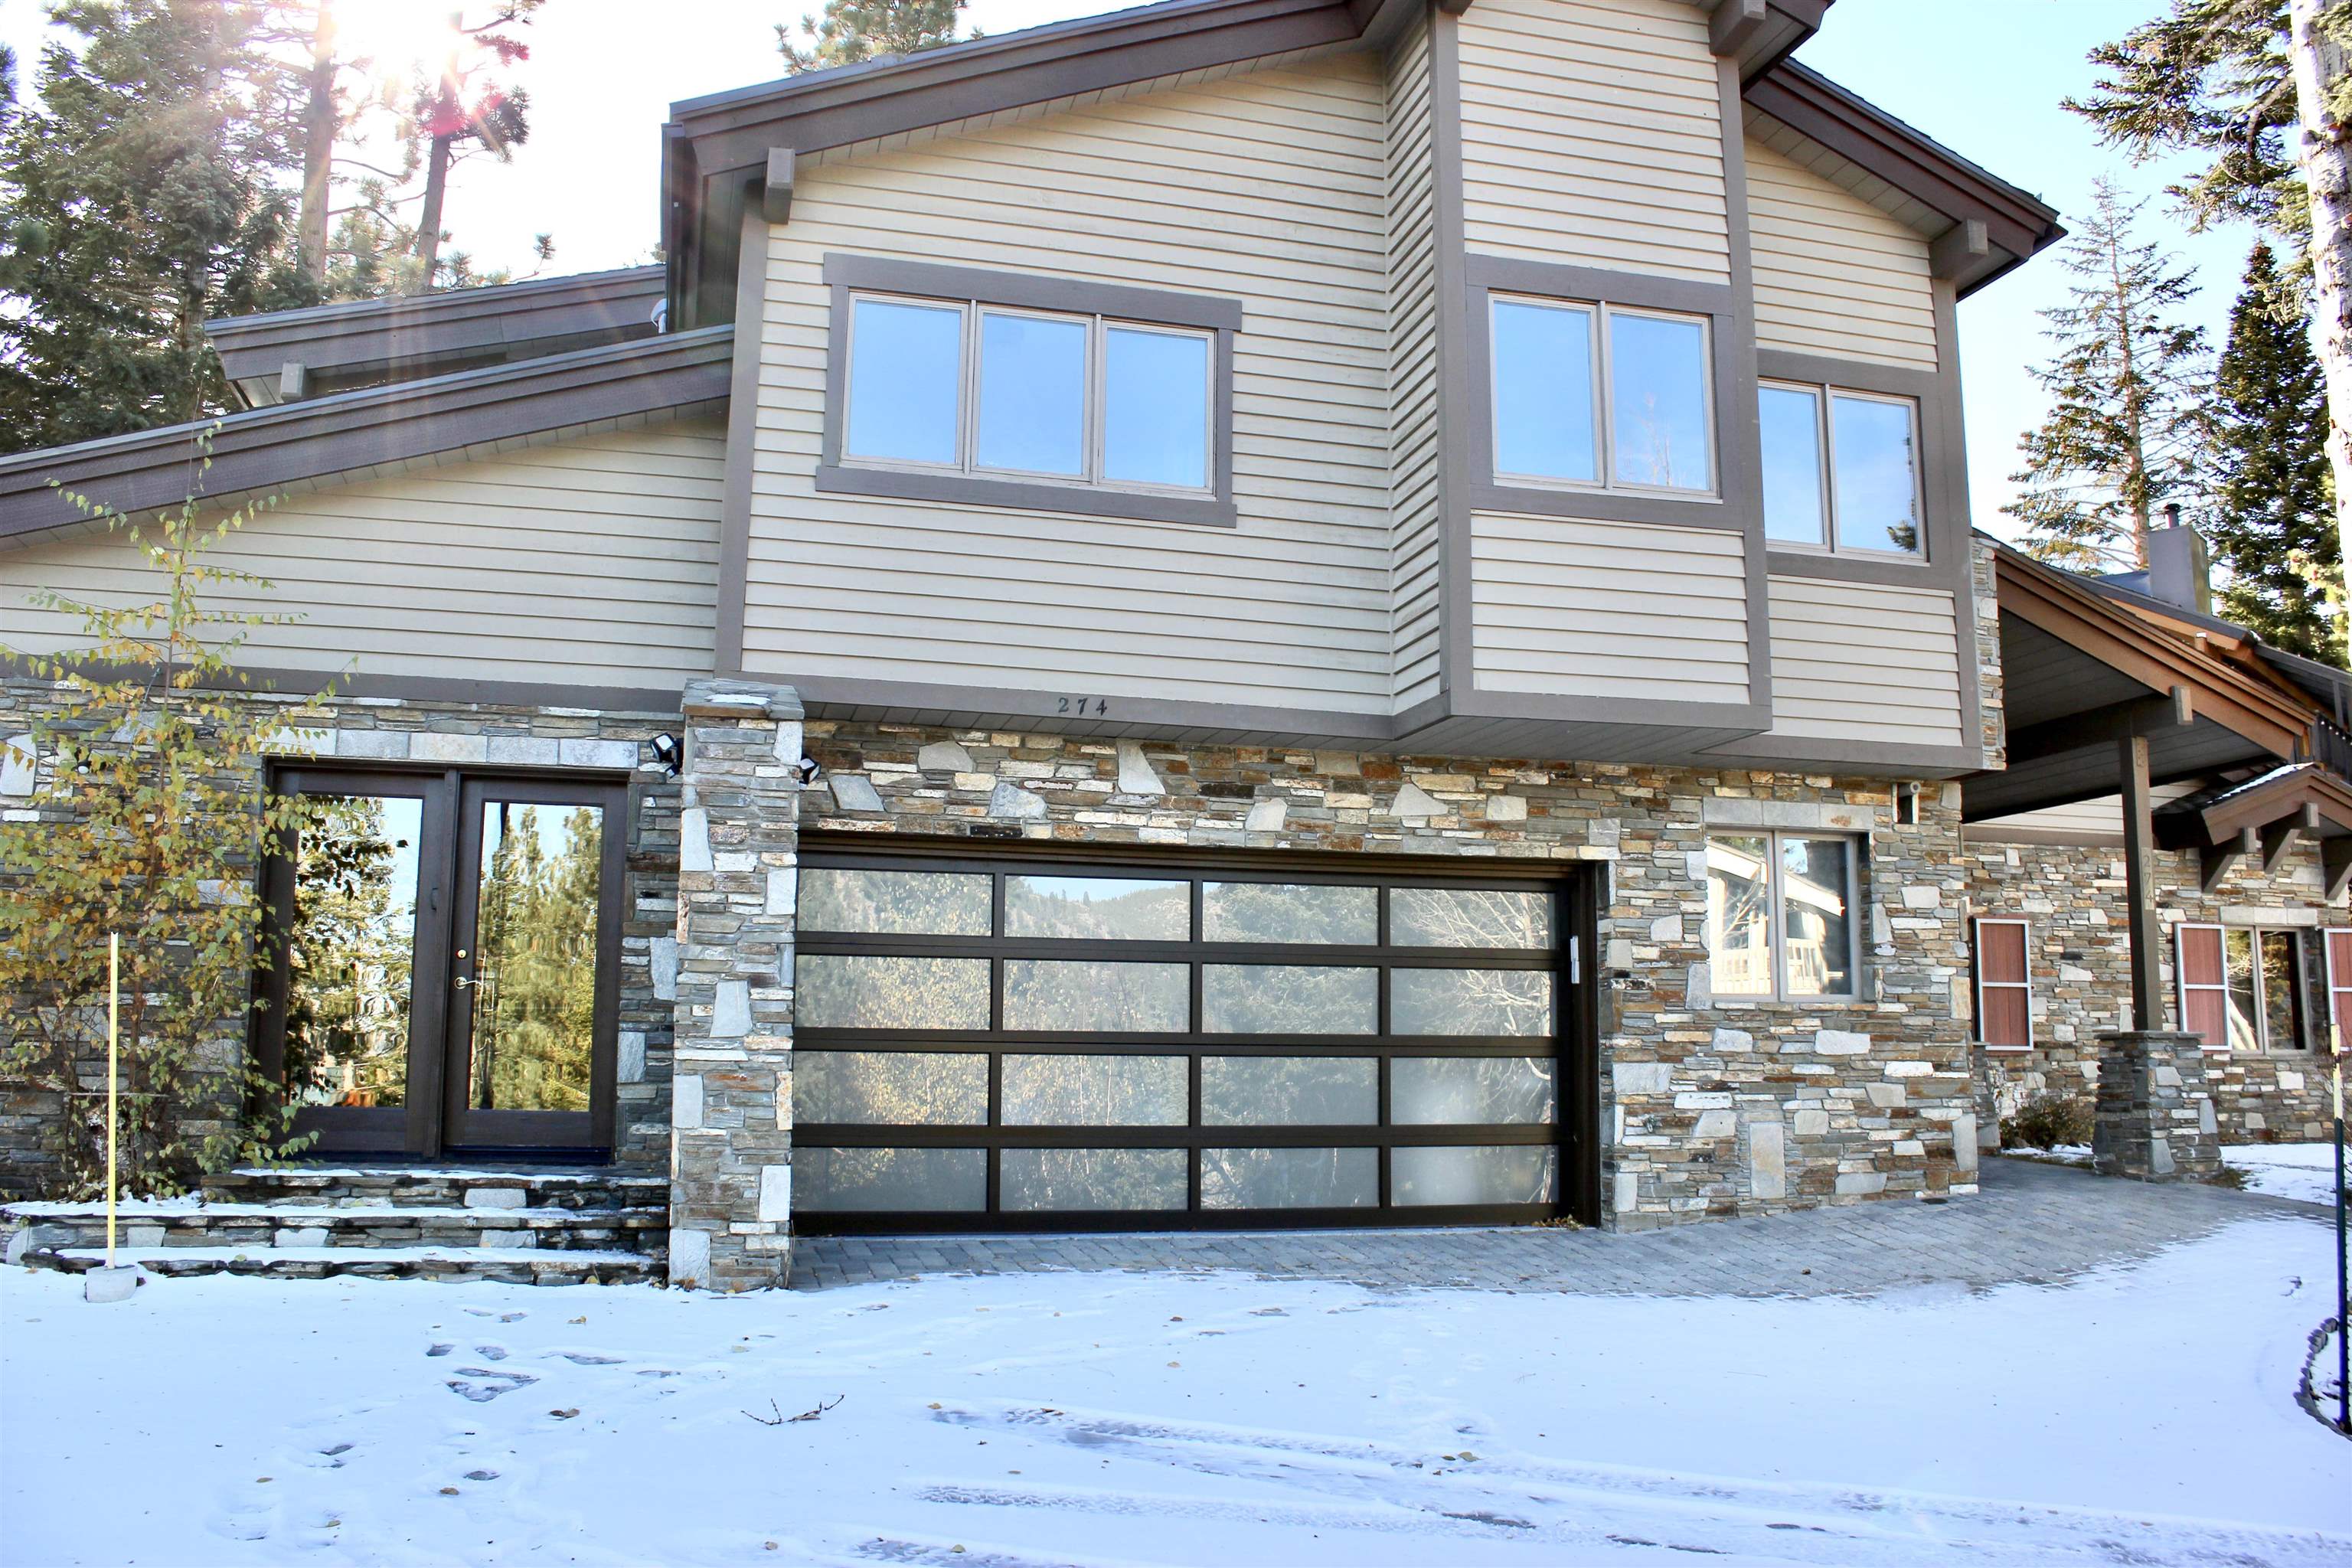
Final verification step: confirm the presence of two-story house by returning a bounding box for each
[2,0,2090,1289]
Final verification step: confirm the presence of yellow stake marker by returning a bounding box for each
[106,931,119,1272]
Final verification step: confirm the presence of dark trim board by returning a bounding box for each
[0,328,735,542]
[0,655,691,720]
[208,266,665,398]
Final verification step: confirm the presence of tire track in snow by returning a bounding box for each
[928,1401,2350,1567]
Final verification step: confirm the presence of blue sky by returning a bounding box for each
[1,0,2263,534]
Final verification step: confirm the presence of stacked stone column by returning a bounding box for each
[2091,1031,2222,1182]
[668,678,803,1291]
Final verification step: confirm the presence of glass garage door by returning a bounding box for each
[791,847,1573,1232]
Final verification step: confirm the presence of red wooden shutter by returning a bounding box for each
[2327,929,2352,1052]
[1974,919,2030,1048]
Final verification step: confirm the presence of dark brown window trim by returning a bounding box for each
[814,252,1241,529]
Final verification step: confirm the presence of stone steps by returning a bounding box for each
[2,1164,671,1285]
[37,1245,658,1285]
[201,1165,668,1213]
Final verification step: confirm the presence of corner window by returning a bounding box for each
[2178,923,2308,1051]
[1706,832,1860,1001]
[844,292,1213,495]
[1491,295,1714,496]
[1759,381,1922,557]
[1971,917,2031,1049]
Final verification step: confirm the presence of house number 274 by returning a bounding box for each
[1057,695,1109,715]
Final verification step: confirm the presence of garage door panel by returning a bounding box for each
[793,847,1582,1231]
[1200,1056,1379,1125]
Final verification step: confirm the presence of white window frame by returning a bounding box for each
[1705,830,1863,1004]
[1971,916,2033,1051]
[1489,293,1718,500]
[1758,379,1926,560]
[841,289,1217,499]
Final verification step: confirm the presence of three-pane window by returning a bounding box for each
[844,294,1214,494]
[1490,295,1714,495]
[1759,381,1923,557]
[1705,832,1860,1000]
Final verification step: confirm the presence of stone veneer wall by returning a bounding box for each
[1963,833,2338,1142]
[798,720,1981,1229]
[0,675,682,1197]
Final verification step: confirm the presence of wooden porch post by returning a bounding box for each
[2119,733,2167,1031]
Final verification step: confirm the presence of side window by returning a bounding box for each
[1706,831,1860,1001]
[2177,923,2227,1047]
[1972,917,2031,1049]
[1490,294,1713,496]
[1759,381,1923,558]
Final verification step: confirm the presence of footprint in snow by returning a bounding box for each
[464,1469,500,1481]
[312,1442,354,1469]
[462,1307,528,1322]
[426,1343,454,1358]
[474,1344,508,1361]
[556,1351,623,1365]
[446,1369,539,1403]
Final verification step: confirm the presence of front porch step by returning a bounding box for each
[32,1245,658,1285]
[2,1200,663,1255]
[201,1165,668,1213]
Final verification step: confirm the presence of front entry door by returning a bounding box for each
[260,766,626,1158]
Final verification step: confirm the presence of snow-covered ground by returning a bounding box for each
[2226,1142,2349,1207]
[4,1214,2347,1567]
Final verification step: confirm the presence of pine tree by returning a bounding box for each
[2006,183,2213,571]
[778,0,971,73]
[2207,241,2347,658]
[2070,0,2352,658]
[0,1,317,454]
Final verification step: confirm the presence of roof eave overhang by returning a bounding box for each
[658,0,1857,322]
[0,325,734,544]
[1993,548,2313,762]
[2164,765,2352,848]
[1743,59,2064,298]
[207,266,667,387]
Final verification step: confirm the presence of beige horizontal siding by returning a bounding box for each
[1971,785,2201,841]
[1766,574,1961,746]
[1457,0,1729,284]
[1746,138,1937,371]
[746,55,1400,715]
[2,421,724,688]
[1387,18,1443,710]
[1471,512,1749,701]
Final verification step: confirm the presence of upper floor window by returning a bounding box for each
[845,293,1214,495]
[1490,295,1714,496]
[1759,381,1923,557]
[1706,831,1860,1001]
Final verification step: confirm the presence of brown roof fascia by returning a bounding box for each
[0,325,733,544]
[1743,60,2063,294]
[207,266,665,385]
[2190,767,2352,844]
[1994,547,2312,760]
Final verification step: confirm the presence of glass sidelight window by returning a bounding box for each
[792,851,1577,1230]
[259,766,626,1157]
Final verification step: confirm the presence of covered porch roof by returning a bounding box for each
[1962,544,2320,822]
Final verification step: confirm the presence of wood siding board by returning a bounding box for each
[741,54,1402,717]
[5,421,726,687]
[1745,136,1936,371]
